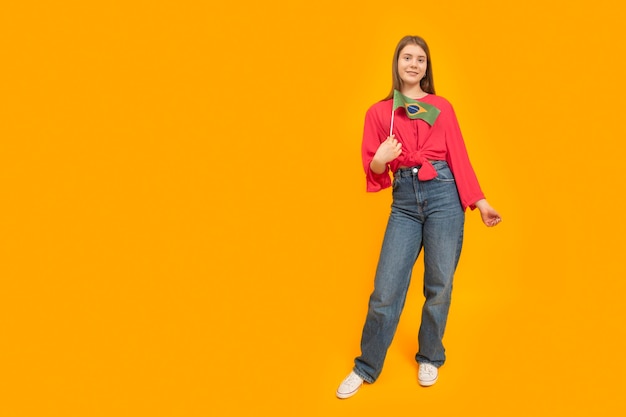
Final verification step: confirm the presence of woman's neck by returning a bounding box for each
[401,86,427,99]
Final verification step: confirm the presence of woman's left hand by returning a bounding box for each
[474,199,502,227]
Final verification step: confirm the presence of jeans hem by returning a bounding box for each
[352,367,375,384]
[416,357,444,368]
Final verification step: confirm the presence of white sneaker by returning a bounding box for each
[418,363,438,386]
[336,371,364,399]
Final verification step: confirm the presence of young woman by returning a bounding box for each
[336,35,501,399]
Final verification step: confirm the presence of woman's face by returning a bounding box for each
[397,44,428,88]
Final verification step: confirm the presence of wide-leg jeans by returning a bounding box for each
[353,161,465,383]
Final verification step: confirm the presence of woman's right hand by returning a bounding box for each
[370,135,402,174]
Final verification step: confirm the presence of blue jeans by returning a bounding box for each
[353,161,465,383]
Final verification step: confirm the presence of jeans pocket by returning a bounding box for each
[432,166,455,183]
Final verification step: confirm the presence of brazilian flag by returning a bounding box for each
[393,90,440,126]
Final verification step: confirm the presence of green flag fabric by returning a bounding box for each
[392,90,440,126]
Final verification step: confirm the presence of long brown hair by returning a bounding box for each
[384,35,435,100]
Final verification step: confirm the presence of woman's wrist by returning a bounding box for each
[474,198,489,211]
[370,158,387,175]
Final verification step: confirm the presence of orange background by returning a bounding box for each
[1,0,625,415]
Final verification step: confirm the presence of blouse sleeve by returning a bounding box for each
[361,104,392,192]
[443,102,485,210]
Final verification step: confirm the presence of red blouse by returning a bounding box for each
[361,94,485,210]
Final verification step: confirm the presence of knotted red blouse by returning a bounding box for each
[361,94,485,210]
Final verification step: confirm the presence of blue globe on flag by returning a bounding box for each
[406,104,421,115]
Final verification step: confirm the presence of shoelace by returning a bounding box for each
[420,365,436,377]
[347,373,361,383]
